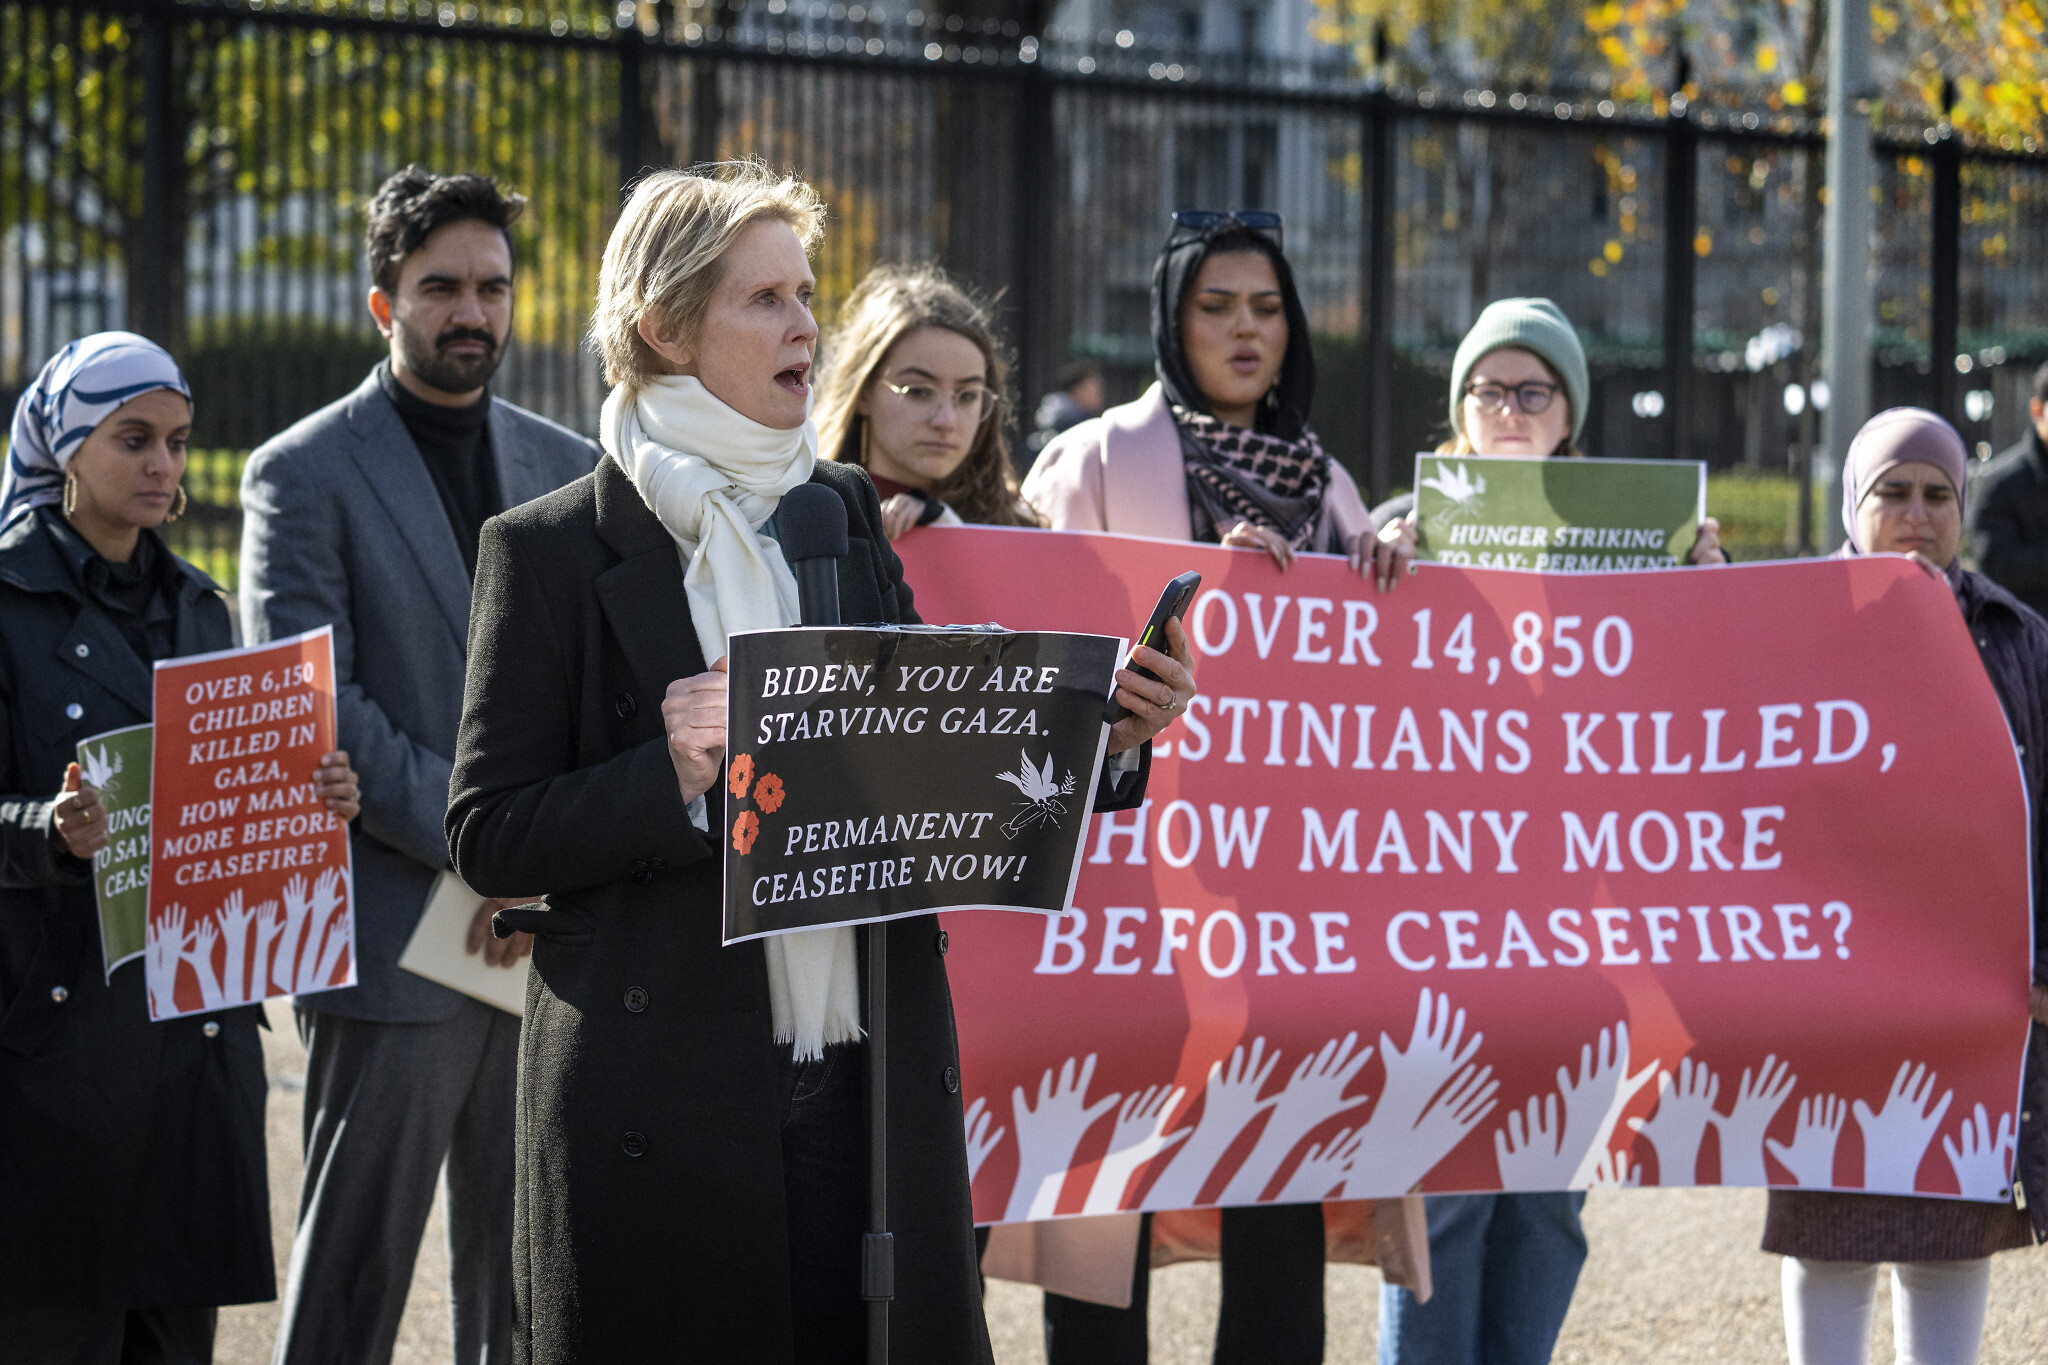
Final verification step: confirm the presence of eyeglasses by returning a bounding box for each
[1463,380,1560,415]
[1167,209,1284,250]
[881,378,999,426]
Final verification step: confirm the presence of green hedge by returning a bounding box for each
[165,448,251,589]
[1706,472,1822,561]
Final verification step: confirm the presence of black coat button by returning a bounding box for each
[935,930,949,956]
[615,692,638,719]
[622,1132,648,1158]
[942,1066,960,1094]
[624,987,649,1013]
[632,870,654,887]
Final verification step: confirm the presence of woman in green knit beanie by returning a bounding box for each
[1374,297,1725,562]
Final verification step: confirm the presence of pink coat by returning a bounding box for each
[994,385,1428,1309]
[1022,383,1377,547]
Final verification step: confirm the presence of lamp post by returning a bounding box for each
[1820,0,1874,551]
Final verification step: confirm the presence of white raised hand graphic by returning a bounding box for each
[1626,1057,1721,1187]
[1560,1023,1659,1189]
[272,875,312,993]
[250,899,283,1001]
[1005,1054,1120,1223]
[1221,1033,1374,1204]
[1083,1084,1191,1215]
[1279,1126,1364,1203]
[1942,1104,2017,1201]
[964,1097,1006,1185]
[1766,1094,1848,1188]
[1144,1038,1284,1210]
[1371,990,1485,1134]
[1710,1054,1797,1186]
[1588,1145,1642,1187]
[217,891,253,1005]
[1495,1090,1571,1188]
[1493,1023,1657,1190]
[308,868,351,990]
[145,907,191,1017]
[1854,1062,1954,1192]
[183,913,225,1011]
[1345,1062,1499,1198]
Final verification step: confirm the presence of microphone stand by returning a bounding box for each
[781,489,890,1365]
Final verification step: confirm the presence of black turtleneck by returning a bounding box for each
[377,361,502,577]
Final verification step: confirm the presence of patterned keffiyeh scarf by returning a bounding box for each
[1174,406,1336,550]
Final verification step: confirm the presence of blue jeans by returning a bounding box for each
[1378,1193,1588,1365]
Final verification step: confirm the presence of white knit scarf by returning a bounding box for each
[602,373,861,1061]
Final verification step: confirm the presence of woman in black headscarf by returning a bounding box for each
[1018,212,1416,1365]
[1027,212,1408,585]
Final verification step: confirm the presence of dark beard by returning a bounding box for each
[394,320,505,395]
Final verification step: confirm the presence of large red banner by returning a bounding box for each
[897,527,2034,1222]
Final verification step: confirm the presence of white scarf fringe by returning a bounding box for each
[603,374,861,1061]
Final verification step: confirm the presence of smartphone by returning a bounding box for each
[1104,570,1202,725]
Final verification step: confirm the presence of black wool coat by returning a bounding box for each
[0,511,273,1312]
[1967,429,2048,620]
[447,458,1004,1364]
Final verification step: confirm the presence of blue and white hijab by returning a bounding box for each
[2,332,191,527]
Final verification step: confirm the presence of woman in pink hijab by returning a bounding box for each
[1765,408,2048,1364]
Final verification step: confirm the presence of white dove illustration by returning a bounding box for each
[80,743,123,796]
[997,749,1077,839]
[1420,460,1486,508]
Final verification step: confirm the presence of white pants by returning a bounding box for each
[1782,1257,1992,1365]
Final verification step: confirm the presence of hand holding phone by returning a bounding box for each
[1105,571,1202,725]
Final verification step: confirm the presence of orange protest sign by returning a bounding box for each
[145,626,352,1020]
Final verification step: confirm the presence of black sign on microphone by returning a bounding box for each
[722,625,1125,943]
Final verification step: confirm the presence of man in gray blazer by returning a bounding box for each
[240,166,598,1365]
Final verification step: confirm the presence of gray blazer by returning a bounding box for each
[239,370,599,1022]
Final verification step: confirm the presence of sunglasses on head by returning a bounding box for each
[1168,209,1284,250]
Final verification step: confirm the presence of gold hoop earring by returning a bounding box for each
[62,472,77,518]
[166,485,188,522]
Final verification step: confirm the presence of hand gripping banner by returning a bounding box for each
[895,527,2034,1222]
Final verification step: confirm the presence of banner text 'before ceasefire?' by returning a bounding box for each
[1032,900,1857,979]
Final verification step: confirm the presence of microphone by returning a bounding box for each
[779,479,893,1353]
[778,483,847,627]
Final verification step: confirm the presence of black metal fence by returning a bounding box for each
[9,0,2048,578]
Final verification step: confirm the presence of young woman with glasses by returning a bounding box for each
[815,263,1040,538]
[1009,210,1417,1365]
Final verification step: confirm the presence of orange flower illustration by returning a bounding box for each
[755,773,786,814]
[728,752,755,799]
[732,810,760,855]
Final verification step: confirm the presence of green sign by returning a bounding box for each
[1411,454,1707,571]
[76,723,153,977]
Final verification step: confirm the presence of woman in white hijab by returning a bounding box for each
[445,162,1194,1365]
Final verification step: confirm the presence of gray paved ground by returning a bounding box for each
[221,1000,2046,1363]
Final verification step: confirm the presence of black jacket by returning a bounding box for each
[1966,429,2048,620]
[1955,568,2048,1241]
[0,510,273,1311]
[449,458,1146,1363]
